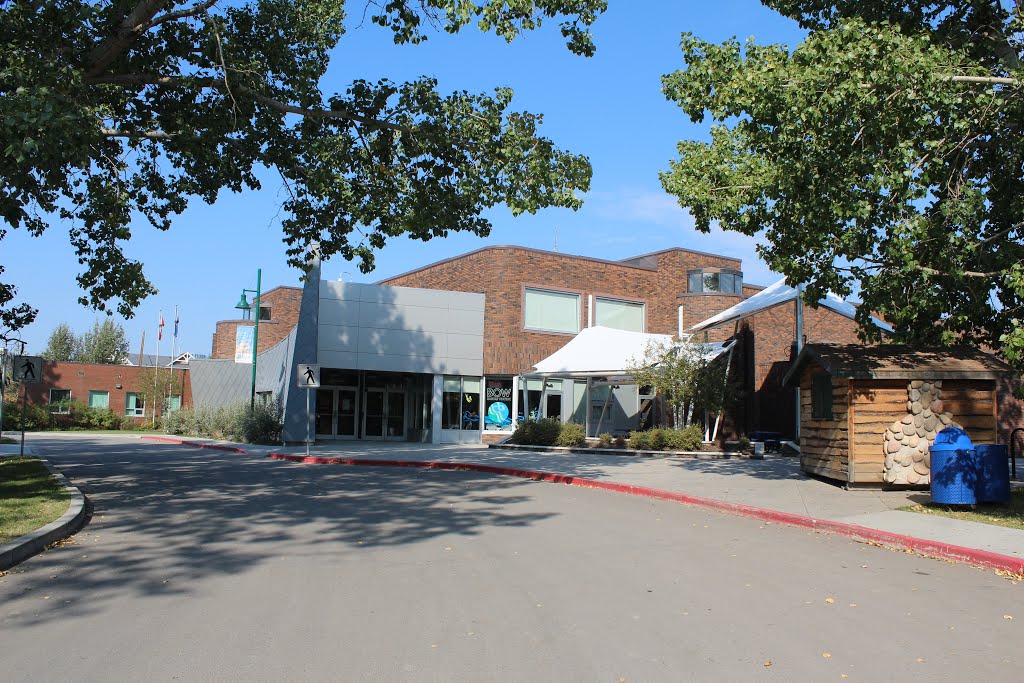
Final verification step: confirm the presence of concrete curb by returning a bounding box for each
[141,435,248,454]
[489,442,760,459]
[0,457,87,571]
[266,452,1024,575]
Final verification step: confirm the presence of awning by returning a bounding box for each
[526,326,733,378]
[688,278,893,334]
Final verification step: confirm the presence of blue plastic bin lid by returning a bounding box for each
[933,427,973,448]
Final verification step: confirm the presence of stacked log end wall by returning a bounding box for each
[799,369,850,482]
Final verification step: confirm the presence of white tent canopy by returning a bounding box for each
[527,326,733,378]
[688,278,893,334]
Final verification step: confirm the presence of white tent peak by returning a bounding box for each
[688,277,893,334]
[528,326,733,377]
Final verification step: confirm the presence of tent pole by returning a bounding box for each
[585,377,592,437]
[711,328,738,442]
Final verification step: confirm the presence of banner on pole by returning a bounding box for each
[234,326,254,364]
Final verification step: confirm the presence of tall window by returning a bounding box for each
[125,392,145,417]
[49,389,71,414]
[595,297,645,332]
[88,390,109,409]
[442,376,481,431]
[687,268,743,294]
[524,288,580,334]
[258,306,271,321]
[484,377,514,431]
[812,373,833,420]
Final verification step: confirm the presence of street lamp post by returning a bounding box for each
[235,269,262,413]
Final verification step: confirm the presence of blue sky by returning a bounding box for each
[5,1,805,357]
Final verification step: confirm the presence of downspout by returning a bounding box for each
[588,295,594,328]
[794,284,804,439]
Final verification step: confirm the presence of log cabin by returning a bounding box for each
[783,344,1012,487]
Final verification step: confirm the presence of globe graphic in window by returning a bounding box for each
[486,402,511,426]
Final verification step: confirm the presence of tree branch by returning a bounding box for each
[918,265,1002,278]
[147,0,220,30]
[946,74,1018,86]
[85,72,414,132]
[87,0,169,77]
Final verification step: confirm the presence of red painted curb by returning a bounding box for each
[266,452,1024,575]
[142,435,249,454]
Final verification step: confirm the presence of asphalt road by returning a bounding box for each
[0,434,1020,682]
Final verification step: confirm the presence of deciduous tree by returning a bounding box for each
[661,2,1024,364]
[0,0,605,341]
[41,322,82,361]
[79,319,130,364]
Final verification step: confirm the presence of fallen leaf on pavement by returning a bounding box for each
[825,597,835,604]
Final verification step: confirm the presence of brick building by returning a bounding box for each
[15,359,192,424]
[210,285,303,359]
[189,243,875,445]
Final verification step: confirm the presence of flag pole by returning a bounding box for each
[168,304,178,408]
[155,308,163,424]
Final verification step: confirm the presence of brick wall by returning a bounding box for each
[210,286,302,359]
[380,246,741,375]
[18,361,192,422]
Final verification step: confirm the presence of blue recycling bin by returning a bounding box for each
[975,444,1011,504]
[930,427,977,505]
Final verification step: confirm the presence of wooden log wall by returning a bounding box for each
[849,379,906,484]
[799,371,850,482]
[940,379,997,444]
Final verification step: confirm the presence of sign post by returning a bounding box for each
[13,355,41,457]
[296,364,320,457]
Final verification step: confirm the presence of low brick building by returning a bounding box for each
[15,360,192,424]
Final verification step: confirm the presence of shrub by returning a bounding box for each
[663,425,704,451]
[628,430,651,450]
[597,432,613,448]
[737,436,752,451]
[240,400,283,445]
[613,435,627,449]
[555,422,586,447]
[510,417,563,446]
[630,426,704,451]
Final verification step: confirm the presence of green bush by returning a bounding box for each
[555,422,586,447]
[2,400,52,431]
[597,432,613,448]
[510,418,563,446]
[240,400,283,445]
[663,425,704,451]
[629,426,704,452]
[165,400,282,445]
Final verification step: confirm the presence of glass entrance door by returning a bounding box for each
[386,391,405,439]
[315,389,335,438]
[336,388,358,438]
[316,387,358,439]
[364,388,405,440]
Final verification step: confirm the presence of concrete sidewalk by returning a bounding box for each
[148,435,1024,565]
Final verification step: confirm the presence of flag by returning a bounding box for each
[173,305,179,339]
[158,309,164,341]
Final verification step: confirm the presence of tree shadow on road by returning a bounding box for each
[664,455,806,481]
[0,437,557,628]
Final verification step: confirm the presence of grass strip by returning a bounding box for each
[0,456,70,544]
[900,489,1024,531]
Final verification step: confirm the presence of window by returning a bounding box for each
[687,268,743,294]
[125,392,145,417]
[484,377,514,431]
[442,376,481,431]
[812,373,833,421]
[524,288,580,334]
[258,306,271,321]
[88,390,109,409]
[49,389,71,414]
[255,391,273,406]
[595,297,645,332]
[164,395,183,412]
